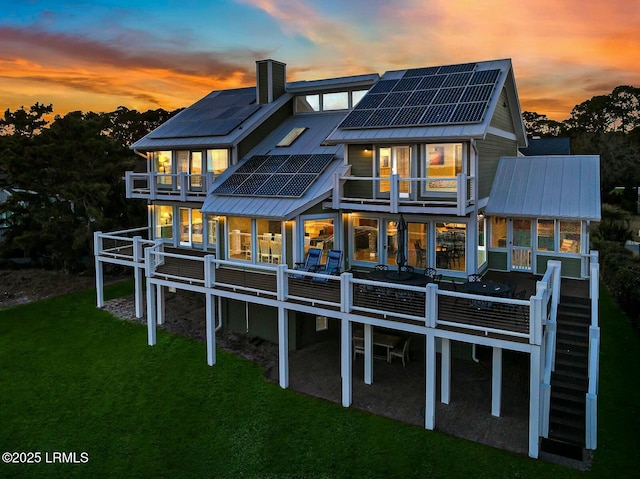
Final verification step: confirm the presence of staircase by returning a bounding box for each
[541,295,591,463]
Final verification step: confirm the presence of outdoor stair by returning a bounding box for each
[542,295,591,462]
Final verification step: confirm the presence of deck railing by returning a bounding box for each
[332,173,474,215]
[125,171,215,201]
[94,228,153,263]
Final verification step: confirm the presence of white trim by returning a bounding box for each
[486,126,517,141]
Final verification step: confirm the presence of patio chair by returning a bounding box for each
[401,265,414,273]
[375,264,388,271]
[513,289,527,300]
[432,274,442,285]
[390,336,411,367]
[259,239,271,263]
[270,241,282,264]
[468,273,482,282]
[312,249,343,283]
[424,267,437,280]
[353,337,365,360]
[291,248,322,278]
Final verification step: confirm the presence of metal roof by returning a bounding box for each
[485,155,601,220]
[201,159,349,220]
[325,59,527,146]
[286,73,379,93]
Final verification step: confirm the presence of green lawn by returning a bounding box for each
[0,281,638,478]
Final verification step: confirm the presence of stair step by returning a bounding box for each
[557,337,588,349]
[555,356,588,371]
[560,295,590,307]
[553,369,588,382]
[556,329,589,342]
[539,438,585,462]
[552,378,588,393]
[551,392,586,410]
[551,402,584,416]
[549,425,586,446]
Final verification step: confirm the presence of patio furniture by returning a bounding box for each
[468,273,482,282]
[424,267,437,280]
[291,247,322,278]
[259,239,271,263]
[311,249,343,283]
[353,330,402,362]
[353,337,365,360]
[390,336,411,367]
[462,280,510,310]
[375,264,388,271]
[270,241,282,264]
[414,240,425,267]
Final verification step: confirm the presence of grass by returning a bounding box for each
[0,281,638,478]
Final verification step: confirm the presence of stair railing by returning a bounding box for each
[586,251,600,450]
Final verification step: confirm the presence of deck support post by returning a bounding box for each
[341,318,352,407]
[364,323,373,385]
[134,266,144,318]
[492,347,502,417]
[529,346,541,458]
[278,306,289,389]
[205,292,216,366]
[146,281,156,346]
[94,231,104,308]
[156,285,165,325]
[425,332,436,430]
[441,338,450,404]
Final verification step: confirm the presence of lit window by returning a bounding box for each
[207,149,228,175]
[537,220,555,251]
[490,217,507,248]
[323,92,348,110]
[424,143,463,193]
[436,223,466,271]
[303,219,334,263]
[276,127,307,147]
[154,205,173,239]
[352,217,379,263]
[559,221,581,253]
[352,90,368,107]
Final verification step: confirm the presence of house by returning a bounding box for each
[519,136,571,156]
[94,58,601,460]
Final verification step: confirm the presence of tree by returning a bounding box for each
[564,86,640,134]
[0,103,53,137]
[522,111,565,137]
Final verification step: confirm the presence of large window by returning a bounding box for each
[303,219,334,263]
[323,92,348,111]
[424,143,463,193]
[559,221,581,253]
[257,220,283,264]
[537,219,555,251]
[478,216,486,267]
[436,222,466,271]
[153,151,172,186]
[353,217,379,263]
[207,216,217,248]
[207,149,229,176]
[154,205,173,239]
[378,146,411,197]
[490,216,507,248]
[408,222,428,269]
[295,89,370,113]
[228,217,252,260]
[227,218,285,263]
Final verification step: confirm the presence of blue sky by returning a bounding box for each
[1,0,639,119]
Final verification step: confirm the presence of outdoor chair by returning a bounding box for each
[432,274,442,285]
[270,241,282,264]
[424,267,437,280]
[468,273,482,282]
[311,249,343,283]
[375,264,388,271]
[513,289,527,300]
[390,336,411,367]
[414,240,425,267]
[401,265,414,273]
[504,279,518,298]
[259,239,271,263]
[353,337,365,360]
[291,248,322,279]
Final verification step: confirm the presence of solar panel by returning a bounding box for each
[441,72,473,88]
[255,155,289,173]
[432,87,465,105]
[460,84,494,103]
[353,93,386,110]
[393,106,428,126]
[231,173,271,195]
[421,104,456,124]
[449,102,487,123]
[417,75,447,90]
[403,66,440,77]
[278,174,317,197]
[298,154,333,173]
[380,92,411,108]
[338,109,374,129]
[235,155,268,173]
[253,174,292,196]
[364,108,401,127]
[437,62,476,74]
[405,89,437,107]
[275,154,309,173]
[213,173,250,194]
[368,79,399,94]
[469,69,500,85]
[392,77,423,92]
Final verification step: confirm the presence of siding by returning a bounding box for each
[489,88,516,133]
[257,62,269,104]
[537,254,582,278]
[238,101,293,160]
[488,250,508,270]
[346,144,374,199]
[476,133,518,199]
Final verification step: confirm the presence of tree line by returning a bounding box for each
[0,104,179,271]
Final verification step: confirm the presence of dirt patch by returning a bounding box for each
[0,269,98,309]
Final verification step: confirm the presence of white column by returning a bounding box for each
[492,347,502,417]
[278,306,289,389]
[425,333,436,430]
[95,258,104,308]
[341,318,352,407]
[146,281,157,346]
[441,338,450,404]
[529,346,541,458]
[205,292,216,366]
[156,285,165,325]
[364,323,373,385]
[134,266,144,318]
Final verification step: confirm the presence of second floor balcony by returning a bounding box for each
[332,173,475,216]
[125,171,216,201]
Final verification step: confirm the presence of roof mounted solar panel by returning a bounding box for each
[417,75,447,90]
[353,93,387,110]
[441,72,473,88]
[278,174,317,197]
[421,104,456,124]
[338,109,374,129]
[405,89,437,107]
[432,87,465,105]
[403,66,440,77]
[298,154,333,173]
[380,92,411,108]
[393,106,429,126]
[236,155,268,173]
[392,77,423,92]
[364,108,401,127]
[437,62,476,74]
[469,69,500,85]
[253,174,292,196]
[368,79,400,94]
[460,84,494,103]
[449,102,487,123]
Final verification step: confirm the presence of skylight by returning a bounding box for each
[276,127,307,147]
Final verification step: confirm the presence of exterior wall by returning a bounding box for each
[488,250,508,270]
[490,88,516,133]
[476,134,519,199]
[346,144,374,199]
[237,101,293,160]
[223,298,280,344]
[536,254,582,278]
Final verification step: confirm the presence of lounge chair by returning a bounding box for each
[312,249,343,283]
[291,248,322,278]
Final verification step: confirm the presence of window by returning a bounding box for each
[490,216,507,248]
[276,127,307,147]
[228,217,252,260]
[153,151,172,186]
[352,90,368,107]
[436,222,466,271]
[154,205,173,239]
[559,221,581,253]
[257,220,283,264]
[478,216,486,267]
[303,218,334,263]
[192,210,203,244]
[378,146,411,197]
[207,149,229,175]
[190,151,203,189]
[537,219,555,251]
[323,92,348,111]
[424,143,463,193]
[207,216,217,247]
[353,217,379,263]
[408,222,427,269]
[295,94,320,112]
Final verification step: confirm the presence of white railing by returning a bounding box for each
[125,171,215,200]
[332,173,474,215]
[94,228,154,262]
[586,252,600,449]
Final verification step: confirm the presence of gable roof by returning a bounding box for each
[325,59,527,146]
[485,155,601,220]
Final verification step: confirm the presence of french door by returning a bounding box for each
[510,219,532,271]
[378,146,411,198]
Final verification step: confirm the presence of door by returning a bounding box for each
[189,152,203,191]
[179,208,191,246]
[510,219,532,271]
[378,146,411,198]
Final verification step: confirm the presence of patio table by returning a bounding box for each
[366,269,431,287]
[353,330,402,362]
[461,280,510,297]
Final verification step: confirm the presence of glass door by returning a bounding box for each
[510,219,532,271]
[190,152,203,191]
[176,151,189,191]
[378,146,411,198]
[179,208,191,246]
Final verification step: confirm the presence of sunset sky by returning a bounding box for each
[1,0,639,121]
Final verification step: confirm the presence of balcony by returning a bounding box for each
[331,172,475,216]
[125,171,216,201]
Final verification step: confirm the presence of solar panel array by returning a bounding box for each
[149,88,260,139]
[214,154,334,198]
[339,63,501,129]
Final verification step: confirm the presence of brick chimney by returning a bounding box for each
[256,59,286,104]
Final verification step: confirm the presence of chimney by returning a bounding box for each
[256,59,286,104]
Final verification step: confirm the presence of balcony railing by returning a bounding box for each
[141,243,561,344]
[332,172,475,215]
[125,171,216,201]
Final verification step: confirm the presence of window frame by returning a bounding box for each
[421,143,466,196]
